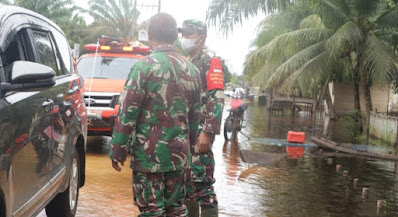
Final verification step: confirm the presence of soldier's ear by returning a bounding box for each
[147,30,152,41]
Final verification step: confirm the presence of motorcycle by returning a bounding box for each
[224,93,248,141]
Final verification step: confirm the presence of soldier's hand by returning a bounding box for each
[112,160,124,172]
[197,132,212,153]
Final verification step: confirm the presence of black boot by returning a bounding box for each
[200,206,218,217]
[184,200,199,217]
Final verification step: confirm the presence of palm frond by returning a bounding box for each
[247,28,332,68]
[267,42,325,86]
[88,0,134,38]
[362,34,398,85]
[281,52,330,94]
[206,0,293,36]
[375,8,398,29]
[326,21,363,61]
[352,0,384,18]
[317,0,350,26]
[299,14,325,29]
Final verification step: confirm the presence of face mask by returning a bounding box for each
[181,37,200,54]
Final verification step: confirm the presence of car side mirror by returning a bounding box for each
[1,61,55,93]
[11,61,55,84]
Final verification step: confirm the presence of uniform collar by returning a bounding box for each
[152,44,176,53]
[190,47,206,62]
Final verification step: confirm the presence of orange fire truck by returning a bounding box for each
[76,36,150,136]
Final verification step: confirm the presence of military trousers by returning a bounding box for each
[186,149,218,208]
[133,170,187,217]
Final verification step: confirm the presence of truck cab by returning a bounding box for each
[76,37,150,136]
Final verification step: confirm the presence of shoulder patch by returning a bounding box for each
[206,57,224,91]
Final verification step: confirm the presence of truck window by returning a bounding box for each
[77,56,140,80]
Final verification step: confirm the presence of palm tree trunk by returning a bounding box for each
[266,88,273,111]
[316,78,329,110]
[352,76,361,113]
[325,86,337,120]
[350,56,362,132]
[352,75,363,132]
[359,63,372,139]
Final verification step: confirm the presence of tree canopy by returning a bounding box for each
[88,0,138,39]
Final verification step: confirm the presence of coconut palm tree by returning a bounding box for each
[241,0,398,135]
[88,0,139,39]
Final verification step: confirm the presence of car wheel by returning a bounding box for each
[45,147,80,217]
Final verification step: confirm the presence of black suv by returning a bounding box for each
[0,5,87,217]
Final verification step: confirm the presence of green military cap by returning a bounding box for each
[178,19,207,36]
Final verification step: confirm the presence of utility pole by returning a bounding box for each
[132,0,138,37]
[135,0,162,12]
[132,0,162,36]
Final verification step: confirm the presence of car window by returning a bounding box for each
[48,34,63,75]
[52,30,72,74]
[1,32,25,82]
[32,30,59,75]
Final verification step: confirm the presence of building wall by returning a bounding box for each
[332,81,389,115]
[360,84,389,114]
[333,81,356,115]
[389,89,398,112]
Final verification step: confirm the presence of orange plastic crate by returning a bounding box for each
[287,131,306,143]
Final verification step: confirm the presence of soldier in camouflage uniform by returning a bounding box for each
[110,13,202,217]
[178,19,225,217]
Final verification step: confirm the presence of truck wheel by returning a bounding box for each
[45,148,80,217]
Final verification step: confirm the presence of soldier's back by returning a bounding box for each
[131,44,201,173]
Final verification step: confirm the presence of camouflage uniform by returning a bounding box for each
[182,20,225,208]
[110,44,201,216]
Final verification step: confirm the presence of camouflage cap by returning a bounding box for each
[178,19,207,36]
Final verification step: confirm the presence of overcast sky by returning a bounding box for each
[75,0,264,74]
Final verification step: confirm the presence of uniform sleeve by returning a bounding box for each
[188,68,202,146]
[109,62,147,163]
[202,89,224,136]
[201,57,224,135]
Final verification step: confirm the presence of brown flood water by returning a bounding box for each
[38,99,398,217]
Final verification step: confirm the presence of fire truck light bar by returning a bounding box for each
[84,44,150,54]
[100,45,111,51]
[123,46,133,52]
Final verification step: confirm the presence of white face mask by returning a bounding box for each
[181,37,199,54]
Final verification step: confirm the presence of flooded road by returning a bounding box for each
[40,99,398,216]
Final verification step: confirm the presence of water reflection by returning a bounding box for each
[215,100,398,216]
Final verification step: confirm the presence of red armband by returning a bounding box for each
[206,57,224,91]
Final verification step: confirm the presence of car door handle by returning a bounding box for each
[42,99,54,108]
[67,86,79,95]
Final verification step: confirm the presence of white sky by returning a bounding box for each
[75,0,264,74]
